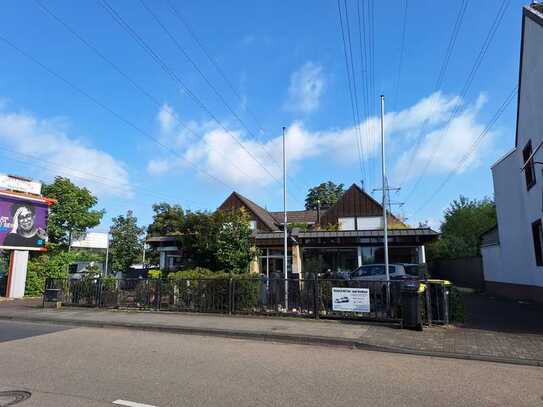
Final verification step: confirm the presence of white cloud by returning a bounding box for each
[392,93,492,181]
[0,110,132,198]
[147,92,494,191]
[285,62,325,114]
[158,103,177,133]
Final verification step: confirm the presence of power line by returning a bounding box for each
[99,0,294,197]
[368,0,378,194]
[344,0,370,189]
[337,0,367,188]
[356,0,372,190]
[165,0,267,137]
[138,0,308,197]
[33,0,299,204]
[139,2,282,172]
[411,86,517,216]
[397,0,468,189]
[404,0,509,204]
[0,146,200,207]
[392,0,408,111]
[0,33,240,192]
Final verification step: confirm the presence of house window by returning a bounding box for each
[531,219,543,267]
[523,140,536,190]
[338,217,355,230]
[249,220,257,231]
[356,216,383,230]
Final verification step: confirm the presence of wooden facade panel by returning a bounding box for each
[218,193,272,232]
[320,184,382,225]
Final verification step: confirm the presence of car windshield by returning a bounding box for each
[404,265,419,276]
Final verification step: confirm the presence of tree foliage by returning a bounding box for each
[305,181,344,210]
[147,202,185,236]
[25,250,102,296]
[42,177,104,248]
[427,196,497,260]
[215,209,258,273]
[109,210,145,273]
[180,209,256,273]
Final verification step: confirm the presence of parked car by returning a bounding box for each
[401,263,424,278]
[350,264,415,281]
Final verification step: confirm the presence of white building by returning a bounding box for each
[482,4,543,302]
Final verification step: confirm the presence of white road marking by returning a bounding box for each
[112,400,157,407]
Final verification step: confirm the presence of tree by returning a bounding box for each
[305,181,344,210]
[179,210,217,270]
[42,177,104,248]
[178,209,256,272]
[147,202,185,236]
[427,196,497,260]
[109,210,145,274]
[215,209,257,273]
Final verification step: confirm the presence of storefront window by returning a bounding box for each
[302,248,358,274]
[362,246,418,264]
[259,248,292,277]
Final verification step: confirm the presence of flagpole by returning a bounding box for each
[282,126,288,311]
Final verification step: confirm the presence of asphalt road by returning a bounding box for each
[0,320,70,343]
[0,321,542,407]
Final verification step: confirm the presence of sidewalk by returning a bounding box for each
[1,298,542,367]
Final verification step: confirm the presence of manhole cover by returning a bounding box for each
[0,391,31,406]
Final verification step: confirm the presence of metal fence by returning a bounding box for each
[44,277,451,324]
[0,276,6,297]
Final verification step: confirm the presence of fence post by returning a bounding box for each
[443,283,449,325]
[155,278,161,311]
[314,274,320,320]
[228,278,233,315]
[42,277,50,308]
[96,278,102,308]
[424,279,432,325]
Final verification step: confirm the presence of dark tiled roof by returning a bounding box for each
[480,225,499,246]
[270,210,320,224]
[232,192,279,231]
[254,228,439,239]
[297,228,439,238]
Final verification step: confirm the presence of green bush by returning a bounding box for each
[165,268,261,312]
[25,250,105,296]
[26,252,74,296]
[148,269,161,279]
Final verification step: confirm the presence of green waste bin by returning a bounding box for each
[401,282,423,331]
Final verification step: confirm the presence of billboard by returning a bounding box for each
[71,232,109,249]
[0,192,50,251]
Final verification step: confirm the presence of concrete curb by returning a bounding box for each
[1,313,542,368]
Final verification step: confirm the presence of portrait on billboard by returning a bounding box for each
[0,194,49,250]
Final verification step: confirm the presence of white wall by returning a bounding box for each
[481,244,503,283]
[488,10,543,288]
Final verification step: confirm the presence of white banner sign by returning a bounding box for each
[71,232,109,249]
[0,174,42,195]
[332,287,370,313]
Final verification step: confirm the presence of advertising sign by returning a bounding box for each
[332,287,370,312]
[71,232,109,249]
[0,192,49,251]
[0,173,42,195]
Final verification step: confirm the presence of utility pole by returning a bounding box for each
[375,96,405,311]
[282,126,288,311]
[380,96,390,292]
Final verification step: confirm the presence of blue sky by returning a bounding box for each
[0,0,526,231]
